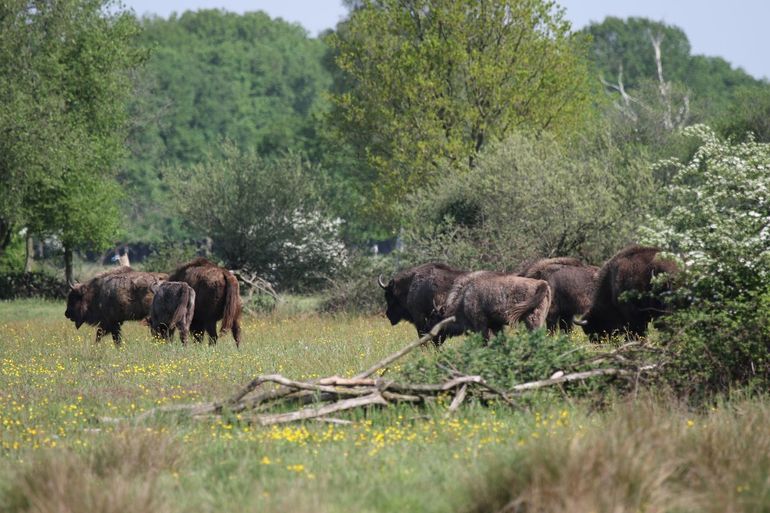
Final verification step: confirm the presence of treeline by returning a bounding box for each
[1,0,769,288]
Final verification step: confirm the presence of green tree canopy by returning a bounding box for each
[0,0,145,281]
[120,10,333,242]
[327,0,593,228]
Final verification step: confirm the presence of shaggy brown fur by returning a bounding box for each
[520,258,599,332]
[578,245,679,340]
[168,258,242,347]
[149,281,196,345]
[440,271,551,340]
[64,267,168,345]
[379,262,468,345]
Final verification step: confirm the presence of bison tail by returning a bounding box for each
[169,286,193,330]
[220,271,242,335]
[508,281,551,327]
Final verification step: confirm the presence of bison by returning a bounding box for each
[574,245,678,340]
[168,258,242,347]
[378,262,468,345]
[438,271,552,340]
[148,281,196,345]
[64,267,168,345]
[519,258,599,332]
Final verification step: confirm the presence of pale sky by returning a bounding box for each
[122,0,770,81]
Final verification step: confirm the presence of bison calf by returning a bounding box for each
[65,267,167,345]
[439,271,552,340]
[149,281,196,345]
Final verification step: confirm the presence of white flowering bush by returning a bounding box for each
[170,145,348,291]
[641,125,770,302]
[641,126,770,397]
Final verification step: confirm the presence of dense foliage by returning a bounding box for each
[0,0,146,281]
[328,0,593,227]
[642,127,770,395]
[400,132,654,269]
[121,9,333,242]
[168,145,346,290]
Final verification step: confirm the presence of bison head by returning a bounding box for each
[64,283,88,328]
[379,274,411,326]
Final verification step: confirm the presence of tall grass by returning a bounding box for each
[465,393,770,513]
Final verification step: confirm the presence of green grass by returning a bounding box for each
[1,301,770,512]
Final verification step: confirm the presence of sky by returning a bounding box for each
[122,0,770,81]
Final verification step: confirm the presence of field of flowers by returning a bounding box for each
[2,299,769,513]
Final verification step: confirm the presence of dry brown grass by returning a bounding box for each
[1,428,181,513]
[464,394,770,513]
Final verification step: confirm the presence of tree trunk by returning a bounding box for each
[24,235,34,272]
[0,219,13,259]
[64,246,74,284]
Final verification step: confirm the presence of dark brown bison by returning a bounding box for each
[149,281,196,345]
[64,267,168,345]
[168,258,242,347]
[378,262,468,345]
[574,245,678,340]
[438,271,552,340]
[519,258,599,332]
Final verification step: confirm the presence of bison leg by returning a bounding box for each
[231,318,241,348]
[206,323,218,346]
[178,325,189,345]
[95,327,107,344]
[105,323,122,346]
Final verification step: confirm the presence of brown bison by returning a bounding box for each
[574,245,678,340]
[438,271,552,340]
[378,262,468,345]
[519,258,599,332]
[65,267,168,345]
[168,258,242,347]
[148,281,196,345]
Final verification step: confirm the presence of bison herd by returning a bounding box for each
[65,257,242,346]
[379,244,678,343]
[64,244,676,348]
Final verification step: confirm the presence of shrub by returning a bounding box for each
[399,330,598,395]
[320,253,396,315]
[0,271,68,300]
[641,125,770,396]
[169,145,347,291]
[401,132,656,270]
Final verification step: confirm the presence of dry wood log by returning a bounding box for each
[354,316,455,379]
[244,393,388,426]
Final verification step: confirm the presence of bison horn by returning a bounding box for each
[68,281,79,291]
[377,274,388,289]
[572,316,588,326]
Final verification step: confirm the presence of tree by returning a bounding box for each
[119,10,333,243]
[0,0,145,282]
[168,145,347,291]
[327,0,593,227]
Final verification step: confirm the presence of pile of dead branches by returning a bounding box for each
[115,317,664,427]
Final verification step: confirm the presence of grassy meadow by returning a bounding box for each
[1,299,770,513]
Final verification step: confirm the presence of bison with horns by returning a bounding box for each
[518,257,599,332]
[65,267,168,345]
[148,281,196,345]
[574,245,678,340]
[436,271,552,340]
[168,258,242,347]
[378,262,468,345]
